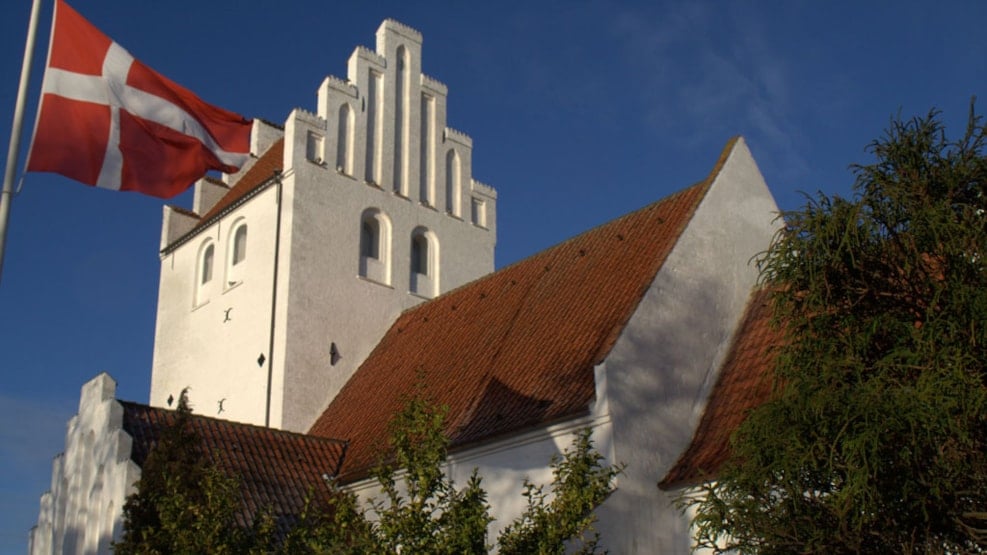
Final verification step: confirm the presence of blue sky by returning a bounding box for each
[0,0,984,551]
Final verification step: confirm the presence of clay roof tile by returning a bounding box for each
[120,401,346,533]
[657,288,783,489]
[309,138,743,482]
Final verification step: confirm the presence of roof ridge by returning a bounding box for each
[587,137,741,365]
[392,136,741,322]
[310,138,747,478]
[161,138,285,253]
[118,399,348,445]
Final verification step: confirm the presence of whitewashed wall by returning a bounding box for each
[150,181,281,427]
[30,374,139,555]
[594,138,780,553]
[150,20,497,432]
[346,140,779,554]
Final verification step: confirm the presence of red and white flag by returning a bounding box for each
[26,0,252,198]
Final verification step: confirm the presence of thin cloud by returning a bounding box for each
[609,2,810,181]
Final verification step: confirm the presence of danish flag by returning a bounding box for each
[26,0,252,198]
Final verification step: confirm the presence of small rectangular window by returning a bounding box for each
[306,131,324,164]
[471,198,486,228]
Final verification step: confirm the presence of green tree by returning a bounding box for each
[114,390,251,554]
[497,428,622,555]
[114,388,620,554]
[310,389,621,554]
[685,106,987,553]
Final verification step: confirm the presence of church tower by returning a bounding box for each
[149,20,497,432]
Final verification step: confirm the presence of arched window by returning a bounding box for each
[411,233,429,275]
[409,227,438,297]
[361,219,379,259]
[195,241,215,306]
[359,209,391,284]
[226,221,248,288]
[201,244,214,285]
[232,224,247,265]
[445,149,461,216]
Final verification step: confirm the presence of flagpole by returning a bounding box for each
[0,0,43,284]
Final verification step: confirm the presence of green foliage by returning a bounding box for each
[114,390,250,554]
[273,488,374,555]
[312,391,493,554]
[307,389,620,554]
[114,387,621,554]
[685,106,987,553]
[497,428,623,555]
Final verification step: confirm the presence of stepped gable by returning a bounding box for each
[121,400,347,531]
[659,288,783,489]
[309,139,741,481]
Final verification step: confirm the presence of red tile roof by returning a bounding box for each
[658,288,783,489]
[196,138,284,225]
[309,139,741,482]
[166,204,200,219]
[162,139,285,252]
[120,401,347,531]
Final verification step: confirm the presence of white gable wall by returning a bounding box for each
[30,374,139,555]
[594,139,780,553]
[343,140,780,554]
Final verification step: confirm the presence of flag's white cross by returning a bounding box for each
[42,42,242,191]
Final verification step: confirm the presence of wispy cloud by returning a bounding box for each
[608,2,811,182]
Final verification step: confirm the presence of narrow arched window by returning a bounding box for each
[201,245,214,285]
[394,46,410,196]
[196,241,215,306]
[409,227,438,297]
[359,209,391,285]
[361,219,379,259]
[225,220,248,288]
[411,234,429,275]
[232,225,247,265]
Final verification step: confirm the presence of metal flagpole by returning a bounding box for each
[0,0,44,284]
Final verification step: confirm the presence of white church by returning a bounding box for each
[30,20,783,554]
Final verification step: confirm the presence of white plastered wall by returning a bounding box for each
[150,183,280,426]
[271,20,496,432]
[343,140,779,554]
[591,138,780,553]
[346,414,615,549]
[150,20,497,432]
[30,374,140,555]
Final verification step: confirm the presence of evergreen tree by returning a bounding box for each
[686,106,987,553]
[114,390,249,554]
[114,387,620,553]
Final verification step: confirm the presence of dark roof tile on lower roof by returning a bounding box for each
[309,138,742,481]
[658,288,783,489]
[120,401,347,530]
